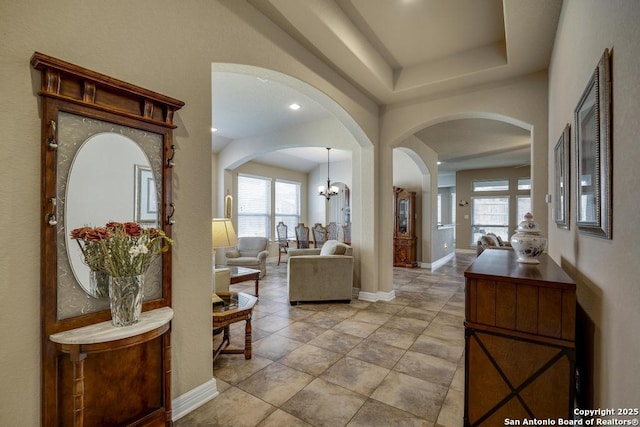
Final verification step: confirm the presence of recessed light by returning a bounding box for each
[437,161,442,165]
[289,103,301,111]
[211,127,217,132]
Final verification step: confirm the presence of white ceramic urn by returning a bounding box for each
[510,212,547,264]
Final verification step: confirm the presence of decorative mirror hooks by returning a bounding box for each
[167,202,176,225]
[167,144,176,167]
[46,120,57,149]
[46,198,57,226]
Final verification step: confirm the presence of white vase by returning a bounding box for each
[108,275,144,326]
[510,212,547,264]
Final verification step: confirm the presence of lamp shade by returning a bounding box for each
[212,218,238,252]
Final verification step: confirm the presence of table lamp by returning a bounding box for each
[212,218,238,253]
[212,218,238,300]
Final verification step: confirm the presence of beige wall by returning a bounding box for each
[456,166,532,249]
[4,0,638,422]
[380,72,547,276]
[548,0,640,407]
[0,0,378,424]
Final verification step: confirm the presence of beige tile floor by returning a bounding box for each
[175,251,475,427]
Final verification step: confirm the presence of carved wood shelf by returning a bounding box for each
[50,307,173,349]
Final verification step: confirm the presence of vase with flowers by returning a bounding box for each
[100,222,172,326]
[72,221,173,326]
[70,226,111,298]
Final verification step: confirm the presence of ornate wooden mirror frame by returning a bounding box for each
[32,52,184,426]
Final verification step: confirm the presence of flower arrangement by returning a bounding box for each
[70,226,109,273]
[70,226,111,297]
[70,221,173,326]
[70,222,173,278]
[97,222,173,278]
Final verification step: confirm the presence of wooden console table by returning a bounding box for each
[49,308,173,427]
[463,250,576,426]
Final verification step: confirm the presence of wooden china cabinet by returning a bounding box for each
[33,52,184,426]
[393,186,418,267]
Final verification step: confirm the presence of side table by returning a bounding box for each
[213,292,257,360]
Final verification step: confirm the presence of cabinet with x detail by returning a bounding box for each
[463,250,576,426]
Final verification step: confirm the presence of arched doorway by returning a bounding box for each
[211,63,375,290]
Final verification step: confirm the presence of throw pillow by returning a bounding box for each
[225,248,241,258]
[320,240,340,256]
[333,244,347,255]
[480,236,496,247]
[485,233,500,246]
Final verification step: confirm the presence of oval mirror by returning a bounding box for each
[65,132,159,298]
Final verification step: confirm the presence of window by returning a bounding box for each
[517,195,531,223]
[517,178,531,190]
[471,197,510,242]
[472,179,509,192]
[275,180,300,239]
[237,174,271,238]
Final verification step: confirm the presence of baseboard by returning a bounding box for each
[358,289,396,302]
[421,252,455,270]
[172,378,218,422]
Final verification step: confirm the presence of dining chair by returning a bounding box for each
[295,223,311,249]
[276,221,289,265]
[312,223,328,248]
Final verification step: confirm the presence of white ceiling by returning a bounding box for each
[415,119,532,173]
[213,0,562,173]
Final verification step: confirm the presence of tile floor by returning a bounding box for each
[175,251,475,427]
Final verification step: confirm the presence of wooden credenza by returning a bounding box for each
[463,250,576,426]
[49,308,174,426]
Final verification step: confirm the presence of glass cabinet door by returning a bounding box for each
[398,199,408,234]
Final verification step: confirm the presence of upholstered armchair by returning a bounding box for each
[225,236,269,278]
[287,240,353,304]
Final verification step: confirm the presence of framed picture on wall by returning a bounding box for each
[554,124,570,229]
[135,164,157,224]
[574,48,612,239]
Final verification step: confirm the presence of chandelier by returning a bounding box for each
[318,147,339,201]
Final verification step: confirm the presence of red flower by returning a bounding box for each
[85,227,110,241]
[70,227,92,240]
[123,222,143,237]
[105,222,122,230]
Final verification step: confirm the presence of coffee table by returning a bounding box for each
[216,265,261,297]
[212,292,257,360]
